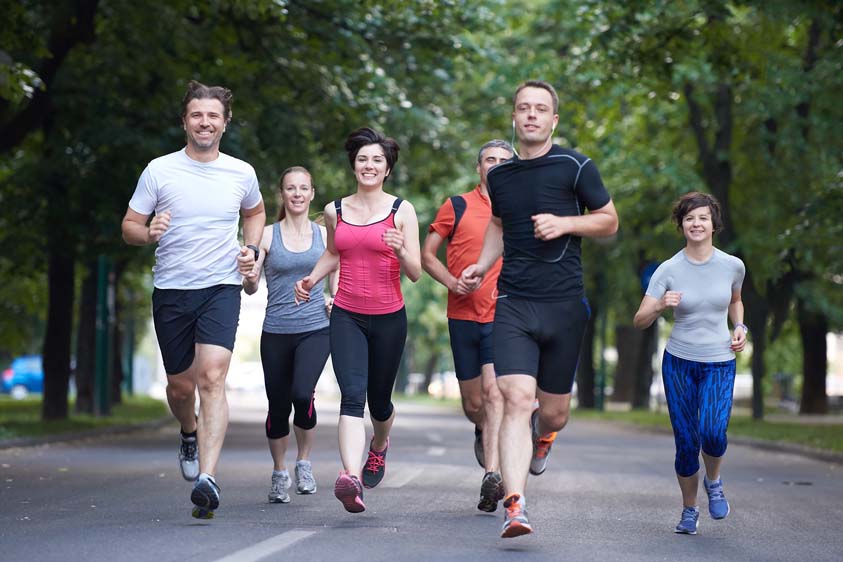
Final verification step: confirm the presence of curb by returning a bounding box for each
[0,416,173,450]
[585,418,843,465]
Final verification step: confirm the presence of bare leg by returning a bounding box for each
[370,408,395,452]
[480,363,503,472]
[166,367,198,433]
[701,452,724,482]
[338,414,367,478]
[294,424,314,461]
[457,377,484,427]
[193,343,233,477]
[677,471,700,507]
[534,388,571,435]
[496,374,536,497]
[268,435,290,472]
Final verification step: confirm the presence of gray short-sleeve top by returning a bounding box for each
[645,248,745,362]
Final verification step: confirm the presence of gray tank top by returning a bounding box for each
[262,221,329,334]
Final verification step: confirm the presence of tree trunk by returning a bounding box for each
[612,324,643,404]
[422,351,439,395]
[632,323,657,409]
[74,260,97,414]
[110,261,125,405]
[41,241,75,421]
[743,276,768,420]
[798,299,828,414]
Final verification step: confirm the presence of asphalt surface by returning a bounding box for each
[1,392,841,562]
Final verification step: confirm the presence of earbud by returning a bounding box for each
[512,120,515,129]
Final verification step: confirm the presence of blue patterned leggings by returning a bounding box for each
[662,350,736,477]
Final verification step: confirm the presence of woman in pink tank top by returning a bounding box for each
[295,127,420,513]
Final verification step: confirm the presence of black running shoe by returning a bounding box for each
[477,471,504,512]
[191,475,220,519]
[362,438,389,489]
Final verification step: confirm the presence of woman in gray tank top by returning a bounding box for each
[243,166,338,504]
[633,192,747,535]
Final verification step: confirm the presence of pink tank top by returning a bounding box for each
[332,197,404,314]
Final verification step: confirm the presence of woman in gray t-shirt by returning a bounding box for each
[634,192,747,535]
[243,166,338,504]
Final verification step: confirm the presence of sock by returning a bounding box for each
[181,428,197,439]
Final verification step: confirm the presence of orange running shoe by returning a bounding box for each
[501,493,532,538]
[529,408,557,476]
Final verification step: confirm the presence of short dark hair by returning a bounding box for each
[513,80,559,114]
[477,139,514,164]
[344,127,400,180]
[181,80,233,121]
[672,192,724,233]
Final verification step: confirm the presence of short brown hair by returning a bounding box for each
[513,80,559,114]
[181,80,233,121]
[672,192,724,233]
[344,127,400,181]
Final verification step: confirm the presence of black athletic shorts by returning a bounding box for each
[493,296,590,394]
[152,284,241,375]
[448,319,494,381]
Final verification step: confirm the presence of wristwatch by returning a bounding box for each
[735,323,749,333]
[246,244,260,262]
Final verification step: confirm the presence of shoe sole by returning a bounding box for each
[674,528,698,535]
[478,478,504,512]
[528,466,547,476]
[296,487,317,495]
[191,482,219,519]
[335,480,365,513]
[268,494,291,504]
[501,521,533,538]
[477,499,498,513]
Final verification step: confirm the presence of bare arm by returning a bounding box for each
[242,225,272,295]
[295,203,341,302]
[728,289,747,352]
[387,201,422,282]
[236,200,266,277]
[459,216,503,292]
[532,199,619,241]
[122,207,170,246]
[421,230,460,293]
[633,291,682,330]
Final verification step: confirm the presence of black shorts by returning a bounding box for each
[152,284,241,375]
[448,319,494,381]
[493,296,590,394]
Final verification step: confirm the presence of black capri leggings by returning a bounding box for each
[260,328,330,439]
[330,305,407,420]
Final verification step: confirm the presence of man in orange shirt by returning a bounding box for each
[422,139,513,513]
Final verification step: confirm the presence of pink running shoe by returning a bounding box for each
[334,471,366,513]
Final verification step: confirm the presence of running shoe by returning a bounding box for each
[362,437,389,489]
[703,477,730,520]
[268,470,291,503]
[501,494,532,538]
[674,506,700,534]
[334,471,366,513]
[474,427,485,468]
[529,408,557,476]
[178,432,199,482]
[477,471,504,513]
[295,460,317,495]
[190,474,220,519]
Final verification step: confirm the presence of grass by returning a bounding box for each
[575,408,843,453]
[0,395,169,442]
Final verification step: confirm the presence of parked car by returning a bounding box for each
[2,355,43,399]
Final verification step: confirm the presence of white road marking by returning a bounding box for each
[427,446,446,456]
[211,530,316,562]
[381,467,425,488]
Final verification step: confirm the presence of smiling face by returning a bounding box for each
[279,171,314,217]
[354,143,389,189]
[182,98,227,155]
[512,86,558,145]
[681,205,714,244]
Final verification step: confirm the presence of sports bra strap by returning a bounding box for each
[390,197,403,214]
[334,199,342,218]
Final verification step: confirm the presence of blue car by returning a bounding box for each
[2,355,43,399]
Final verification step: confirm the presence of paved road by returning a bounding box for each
[1,392,841,562]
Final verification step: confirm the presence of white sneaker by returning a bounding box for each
[269,470,292,503]
[295,460,317,494]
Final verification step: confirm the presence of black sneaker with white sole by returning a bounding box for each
[191,475,220,519]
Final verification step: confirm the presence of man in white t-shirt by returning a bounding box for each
[121,80,265,519]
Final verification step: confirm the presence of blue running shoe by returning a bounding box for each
[191,474,220,519]
[674,506,699,535]
[704,477,730,519]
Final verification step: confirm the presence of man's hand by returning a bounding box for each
[459,264,485,293]
[237,246,257,276]
[148,210,171,243]
[531,213,569,241]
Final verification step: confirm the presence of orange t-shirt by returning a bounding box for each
[429,185,502,322]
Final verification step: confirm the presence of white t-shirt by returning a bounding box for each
[645,248,745,362]
[129,148,263,289]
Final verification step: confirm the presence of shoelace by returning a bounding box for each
[364,450,385,472]
[181,440,197,459]
[681,507,698,522]
[707,484,725,501]
[298,464,314,482]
